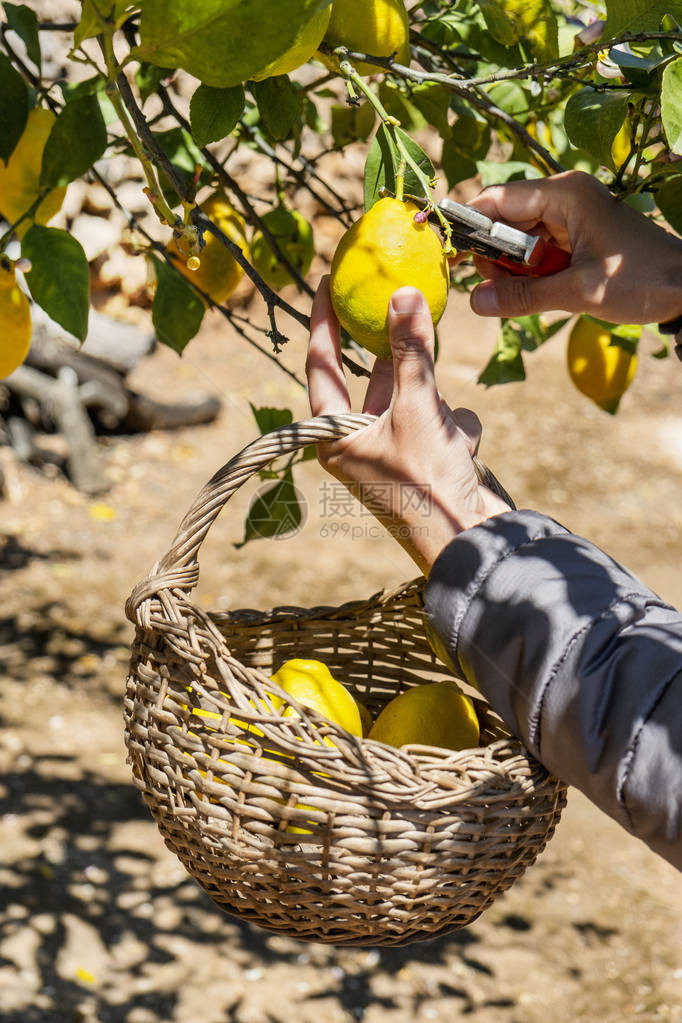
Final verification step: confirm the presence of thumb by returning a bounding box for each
[387,287,437,404]
[471,270,576,318]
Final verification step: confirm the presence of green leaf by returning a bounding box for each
[136,62,169,104]
[135,0,332,89]
[3,3,40,68]
[477,159,542,185]
[250,404,293,434]
[475,1,517,45]
[486,81,530,117]
[59,75,118,126]
[604,0,682,36]
[478,321,526,386]
[190,84,245,147]
[0,54,28,164]
[22,225,90,342]
[410,83,452,138]
[513,314,570,350]
[363,123,435,211]
[252,76,300,142]
[503,0,559,61]
[441,140,477,188]
[151,127,212,207]
[662,57,682,155]
[237,469,303,547]
[378,81,427,133]
[299,444,318,462]
[73,0,133,47]
[450,104,492,160]
[40,93,107,188]
[476,0,558,59]
[656,175,682,233]
[564,88,629,170]
[443,107,491,185]
[610,45,669,89]
[151,256,206,354]
[331,102,375,147]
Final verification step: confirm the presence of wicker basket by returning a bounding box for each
[124,413,567,946]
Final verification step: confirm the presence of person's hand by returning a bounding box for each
[306,278,510,575]
[467,170,682,326]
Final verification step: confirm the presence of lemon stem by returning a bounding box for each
[0,192,49,251]
[101,30,181,233]
[340,60,453,250]
[396,160,406,202]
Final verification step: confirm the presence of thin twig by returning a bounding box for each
[157,85,315,297]
[323,44,565,174]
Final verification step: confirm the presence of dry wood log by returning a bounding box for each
[6,365,107,494]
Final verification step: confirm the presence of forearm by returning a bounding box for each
[424,510,682,870]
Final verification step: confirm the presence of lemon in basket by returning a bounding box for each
[368,681,480,751]
[271,659,363,740]
[270,658,363,835]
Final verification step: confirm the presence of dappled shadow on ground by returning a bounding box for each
[0,754,541,1021]
[0,600,129,701]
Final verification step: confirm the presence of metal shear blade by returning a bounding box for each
[396,189,541,265]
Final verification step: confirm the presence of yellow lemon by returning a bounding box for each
[611,121,631,169]
[252,5,332,80]
[269,659,362,836]
[271,658,362,738]
[323,0,410,74]
[250,206,314,290]
[368,681,480,751]
[167,191,248,305]
[567,317,637,414]
[0,256,32,379]
[330,197,449,359]
[0,107,66,238]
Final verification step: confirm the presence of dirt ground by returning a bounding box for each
[2,243,682,1022]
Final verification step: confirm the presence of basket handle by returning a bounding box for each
[126,413,514,622]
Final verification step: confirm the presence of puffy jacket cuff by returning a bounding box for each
[423,510,572,750]
[425,510,569,671]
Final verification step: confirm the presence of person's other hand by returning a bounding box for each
[306,278,510,575]
[468,170,682,326]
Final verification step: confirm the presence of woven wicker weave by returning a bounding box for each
[124,413,567,946]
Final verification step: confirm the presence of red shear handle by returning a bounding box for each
[495,240,571,278]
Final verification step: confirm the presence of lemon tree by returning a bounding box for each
[1,0,681,528]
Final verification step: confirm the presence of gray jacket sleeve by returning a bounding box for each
[423,510,682,871]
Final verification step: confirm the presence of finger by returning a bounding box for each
[473,255,511,283]
[362,358,394,415]
[471,268,578,318]
[468,179,556,228]
[306,276,351,416]
[387,287,438,410]
[451,407,482,457]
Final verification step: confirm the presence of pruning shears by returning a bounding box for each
[380,187,572,278]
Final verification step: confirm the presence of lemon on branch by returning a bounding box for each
[0,256,32,380]
[368,681,480,751]
[250,205,314,290]
[252,5,332,80]
[330,197,449,359]
[0,108,66,239]
[322,0,410,74]
[567,317,638,414]
[167,191,248,306]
